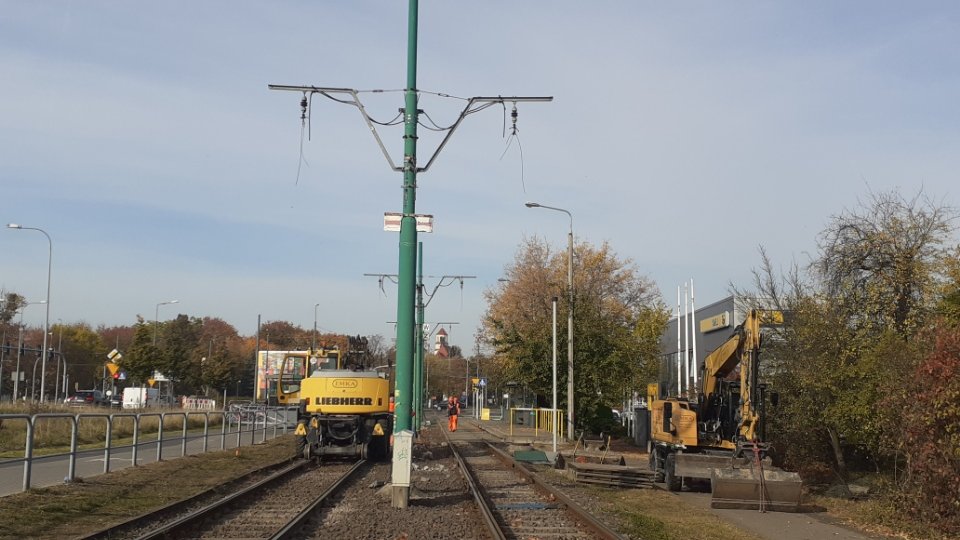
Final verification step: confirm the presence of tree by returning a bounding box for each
[196,317,245,397]
[158,314,203,390]
[123,317,160,384]
[261,321,308,349]
[483,236,666,432]
[737,188,957,480]
[816,188,954,337]
[1,292,25,325]
[890,322,960,536]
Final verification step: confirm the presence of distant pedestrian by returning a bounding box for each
[448,396,460,432]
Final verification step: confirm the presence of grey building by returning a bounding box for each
[658,295,748,398]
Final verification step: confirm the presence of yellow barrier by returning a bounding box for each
[508,407,564,439]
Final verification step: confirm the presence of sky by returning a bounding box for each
[2,2,958,350]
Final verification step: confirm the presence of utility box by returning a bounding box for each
[391,430,414,487]
[122,387,159,409]
[634,407,650,449]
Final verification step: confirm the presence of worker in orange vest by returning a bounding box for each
[448,396,460,432]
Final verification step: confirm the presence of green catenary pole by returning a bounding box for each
[414,241,425,431]
[394,0,419,435]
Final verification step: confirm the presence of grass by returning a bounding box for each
[0,435,296,540]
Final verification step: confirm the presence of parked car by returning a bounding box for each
[64,390,108,407]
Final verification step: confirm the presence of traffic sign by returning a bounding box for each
[479,378,487,387]
[106,362,120,376]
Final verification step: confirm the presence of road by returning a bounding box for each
[674,489,887,540]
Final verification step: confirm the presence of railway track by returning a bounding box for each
[82,458,366,540]
[445,421,623,540]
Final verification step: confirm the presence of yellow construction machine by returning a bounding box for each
[291,336,392,462]
[648,309,803,511]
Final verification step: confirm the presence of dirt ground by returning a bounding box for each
[533,434,892,540]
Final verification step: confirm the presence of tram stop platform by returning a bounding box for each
[447,406,648,469]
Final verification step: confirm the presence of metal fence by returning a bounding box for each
[0,404,299,494]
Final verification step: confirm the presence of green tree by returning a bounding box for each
[483,236,666,432]
[123,317,159,384]
[738,188,956,481]
[158,314,203,389]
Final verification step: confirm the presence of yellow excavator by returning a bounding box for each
[648,309,803,511]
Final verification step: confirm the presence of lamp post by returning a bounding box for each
[525,203,575,441]
[551,296,558,453]
[12,300,45,401]
[154,300,179,345]
[7,224,52,402]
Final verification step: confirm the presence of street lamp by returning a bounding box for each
[525,202,575,441]
[551,296,558,453]
[12,300,46,401]
[154,300,179,345]
[7,224,52,403]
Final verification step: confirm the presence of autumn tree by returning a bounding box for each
[737,188,957,481]
[816,189,954,336]
[1,292,25,325]
[261,320,309,349]
[195,317,247,397]
[484,236,666,433]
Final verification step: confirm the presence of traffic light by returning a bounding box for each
[113,372,120,380]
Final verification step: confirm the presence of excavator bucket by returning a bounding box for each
[711,467,803,512]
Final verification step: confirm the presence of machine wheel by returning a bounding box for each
[665,453,682,492]
[296,435,308,460]
[649,447,664,482]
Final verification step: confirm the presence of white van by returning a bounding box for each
[122,387,160,409]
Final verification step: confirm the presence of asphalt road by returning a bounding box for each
[674,489,886,540]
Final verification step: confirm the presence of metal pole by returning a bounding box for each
[523,204,574,439]
[7,226,54,402]
[54,322,63,402]
[691,278,698,389]
[414,242,425,431]
[684,282,689,397]
[390,0,420,509]
[394,0,419,435]
[14,309,24,401]
[566,217,574,441]
[154,300,178,346]
[677,286,681,397]
[552,296,558,453]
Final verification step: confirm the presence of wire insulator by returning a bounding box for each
[300,95,308,123]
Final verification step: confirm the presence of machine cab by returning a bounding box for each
[277,348,341,405]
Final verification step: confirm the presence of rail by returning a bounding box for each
[0,405,299,493]
[443,421,623,540]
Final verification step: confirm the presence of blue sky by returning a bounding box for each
[2,2,958,349]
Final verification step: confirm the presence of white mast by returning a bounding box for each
[676,286,681,397]
[684,282,690,397]
[691,278,698,391]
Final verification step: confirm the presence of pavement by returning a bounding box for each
[451,407,889,540]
